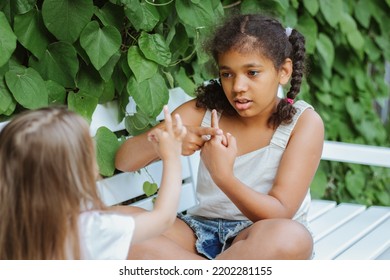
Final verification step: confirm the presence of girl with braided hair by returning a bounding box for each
[116,13,324,259]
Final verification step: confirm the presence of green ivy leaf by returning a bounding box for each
[94,126,121,177]
[283,6,298,28]
[354,0,372,28]
[297,14,317,54]
[14,9,50,60]
[316,33,334,70]
[353,69,366,91]
[124,1,159,32]
[127,74,169,118]
[339,13,357,35]
[363,36,381,61]
[376,190,390,206]
[45,80,66,105]
[319,0,343,27]
[356,119,385,143]
[29,41,79,88]
[10,0,35,14]
[0,78,15,114]
[77,63,104,99]
[127,46,158,83]
[345,170,365,199]
[174,67,196,97]
[310,168,328,199]
[0,11,17,67]
[176,0,218,28]
[303,0,319,16]
[316,92,333,106]
[345,97,361,120]
[375,35,390,62]
[111,55,128,95]
[95,2,124,31]
[67,90,98,124]
[42,0,94,43]
[99,79,115,104]
[124,112,155,136]
[99,51,121,82]
[143,181,158,197]
[80,21,121,70]
[138,32,172,67]
[348,31,365,52]
[5,67,48,109]
[169,23,190,60]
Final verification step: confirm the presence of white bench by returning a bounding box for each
[93,88,390,260]
[309,141,390,260]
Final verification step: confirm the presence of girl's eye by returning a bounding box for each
[220,72,232,78]
[248,70,259,76]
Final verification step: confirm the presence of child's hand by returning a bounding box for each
[201,109,237,183]
[147,105,187,160]
[181,126,223,155]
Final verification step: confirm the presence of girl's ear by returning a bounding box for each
[279,58,293,85]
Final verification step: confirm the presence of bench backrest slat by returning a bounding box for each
[322,141,390,168]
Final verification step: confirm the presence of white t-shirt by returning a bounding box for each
[77,210,135,259]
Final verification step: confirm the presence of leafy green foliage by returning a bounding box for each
[143,181,158,197]
[94,126,121,177]
[0,0,389,206]
[0,12,17,67]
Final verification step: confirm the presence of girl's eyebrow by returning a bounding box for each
[219,63,263,70]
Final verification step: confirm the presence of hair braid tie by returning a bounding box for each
[285,98,294,104]
[285,27,293,38]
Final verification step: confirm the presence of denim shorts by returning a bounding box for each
[177,213,252,259]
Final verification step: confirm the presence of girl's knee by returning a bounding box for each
[248,219,313,259]
[272,219,313,259]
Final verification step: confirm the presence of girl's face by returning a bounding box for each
[218,49,291,118]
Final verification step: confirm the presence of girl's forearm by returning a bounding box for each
[214,175,292,221]
[115,133,159,172]
[153,158,182,223]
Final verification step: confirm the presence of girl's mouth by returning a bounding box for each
[234,98,252,110]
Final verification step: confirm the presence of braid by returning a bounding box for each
[269,28,306,128]
[286,29,306,100]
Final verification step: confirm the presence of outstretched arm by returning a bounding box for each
[121,106,187,244]
[115,99,221,172]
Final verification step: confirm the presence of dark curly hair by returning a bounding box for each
[195,13,306,128]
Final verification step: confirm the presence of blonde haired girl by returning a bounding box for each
[0,105,186,259]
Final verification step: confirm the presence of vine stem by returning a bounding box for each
[144,0,174,6]
[169,26,205,67]
[223,1,242,9]
[143,166,156,184]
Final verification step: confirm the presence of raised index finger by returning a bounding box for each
[211,109,220,129]
[163,105,173,134]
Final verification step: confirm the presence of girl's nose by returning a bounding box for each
[233,75,248,93]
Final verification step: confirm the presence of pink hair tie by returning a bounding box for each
[286,98,294,105]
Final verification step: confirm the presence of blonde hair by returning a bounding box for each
[0,107,105,259]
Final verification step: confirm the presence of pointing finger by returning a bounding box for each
[163,105,173,134]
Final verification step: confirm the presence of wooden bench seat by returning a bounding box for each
[309,200,390,259]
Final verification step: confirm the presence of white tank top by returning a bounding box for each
[188,100,312,226]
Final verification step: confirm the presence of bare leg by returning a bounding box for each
[216,219,313,260]
[122,207,206,260]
